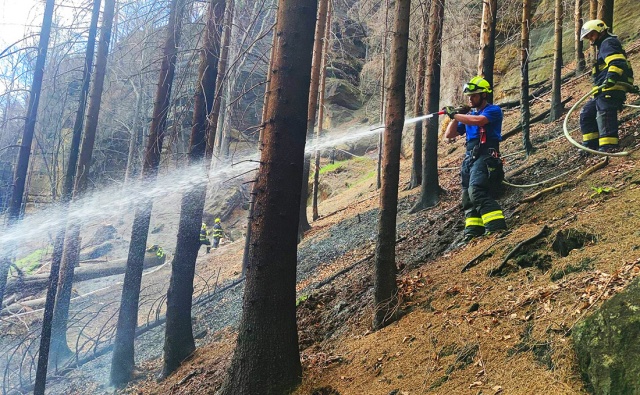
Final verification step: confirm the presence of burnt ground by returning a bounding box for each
[28,44,640,394]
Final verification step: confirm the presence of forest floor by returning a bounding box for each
[55,50,640,394]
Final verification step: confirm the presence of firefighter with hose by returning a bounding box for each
[579,19,635,154]
[443,76,507,241]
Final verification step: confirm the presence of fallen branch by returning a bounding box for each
[520,182,567,203]
[576,157,608,180]
[461,240,500,272]
[502,97,573,140]
[489,225,550,276]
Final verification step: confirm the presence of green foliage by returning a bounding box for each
[16,248,50,274]
[550,257,595,282]
[296,294,309,307]
[589,185,613,199]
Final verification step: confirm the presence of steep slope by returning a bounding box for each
[117,41,640,395]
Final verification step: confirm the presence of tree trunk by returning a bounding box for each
[575,0,586,74]
[377,0,390,190]
[49,0,116,370]
[589,0,597,62]
[160,0,224,379]
[218,0,317,393]
[312,0,332,221]
[410,0,444,213]
[599,0,614,31]
[299,0,330,237]
[33,0,101,382]
[408,9,428,190]
[373,0,411,331]
[0,0,55,309]
[109,0,186,386]
[206,0,234,160]
[477,0,497,103]
[550,0,564,121]
[521,0,533,156]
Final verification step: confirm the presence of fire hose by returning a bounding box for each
[563,82,640,157]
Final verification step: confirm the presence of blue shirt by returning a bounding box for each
[456,104,503,142]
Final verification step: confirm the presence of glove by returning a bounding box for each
[456,105,471,115]
[443,106,458,119]
[604,78,616,88]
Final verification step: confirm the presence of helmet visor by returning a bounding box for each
[463,83,478,94]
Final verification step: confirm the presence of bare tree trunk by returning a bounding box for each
[599,0,614,31]
[477,0,497,103]
[589,0,597,62]
[376,0,390,190]
[34,0,102,384]
[218,0,317,392]
[521,0,533,155]
[575,0,586,74]
[50,0,117,370]
[299,0,330,237]
[0,0,55,309]
[160,0,225,379]
[373,0,411,331]
[550,0,564,121]
[410,0,444,213]
[124,74,145,185]
[311,0,331,222]
[109,0,186,386]
[407,5,429,190]
[206,0,234,160]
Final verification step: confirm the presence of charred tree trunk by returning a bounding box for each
[109,0,186,386]
[34,0,101,385]
[160,0,224,379]
[373,0,411,331]
[49,0,116,369]
[206,0,234,160]
[478,0,497,103]
[0,0,55,309]
[550,0,564,121]
[218,0,317,393]
[408,11,428,190]
[575,0,586,73]
[312,0,332,221]
[299,0,330,237]
[521,0,533,155]
[599,0,614,31]
[410,0,444,212]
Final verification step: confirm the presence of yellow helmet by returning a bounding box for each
[463,76,492,95]
[580,19,608,40]
[215,218,221,223]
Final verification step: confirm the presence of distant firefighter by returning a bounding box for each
[211,218,225,249]
[200,222,212,253]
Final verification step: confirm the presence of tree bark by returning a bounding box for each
[410,0,444,212]
[373,0,411,330]
[377,0,390,190]
[589,0,597,62]
[407,9,428,190]
[521,0,533,155]
[160,0,224,379]
[33,0,102,380]
[575,0,586,73]
[206,0,234,160]
[299,0,330,235]
[477,0,497,103]
[312,0,332,221]
[109,0,186,386]
[0,0,55,310]
[550,0,564,121]
[599,0,614,32]
[218,1,317,393]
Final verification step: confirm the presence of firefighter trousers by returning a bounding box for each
[461,153,507,237]
[579,91,625,150]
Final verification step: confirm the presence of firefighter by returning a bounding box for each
[579,19,635,153]
[200,222,212,253]
[443,76,507,241]
[211,218,224,249]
